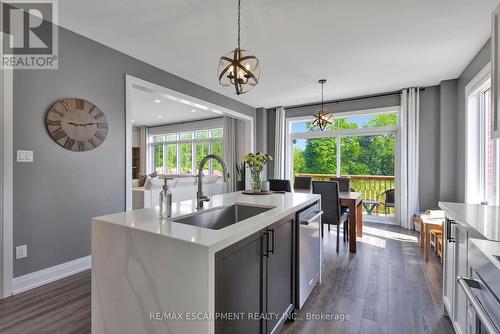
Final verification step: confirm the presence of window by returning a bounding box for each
[288,109,398,219]
[149,128,223,176]
[466,73,499,205]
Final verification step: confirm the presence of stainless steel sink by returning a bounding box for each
[174,204,274,230]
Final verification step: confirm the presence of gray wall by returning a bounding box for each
[13,27,255,277]
[456,39,491,202]
[419,86,441,210]
[439,80,458,202]
[0,68,5,295]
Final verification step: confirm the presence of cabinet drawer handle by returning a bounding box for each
[300,210,324,225]
[269,229,275,254]
[263,232,270,257]
[446,219,456,243]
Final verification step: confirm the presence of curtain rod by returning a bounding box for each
[145,116,223,129]
[282,87,426,111]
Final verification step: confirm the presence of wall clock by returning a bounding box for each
[46,98,108,152]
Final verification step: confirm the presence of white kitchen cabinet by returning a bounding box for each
[443,217,484,334]
[454,225,468,334]
[443,218,456,318]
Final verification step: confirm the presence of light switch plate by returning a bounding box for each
[17,150,33,162]
[16,245,27,259]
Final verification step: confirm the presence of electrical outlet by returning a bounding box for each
[16,245,27,259]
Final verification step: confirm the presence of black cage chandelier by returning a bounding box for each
[312,79,332,131]
[218,0,260,95]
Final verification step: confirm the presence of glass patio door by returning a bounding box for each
[289,109,399,224]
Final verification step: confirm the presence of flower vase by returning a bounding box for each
[250,169,263,192]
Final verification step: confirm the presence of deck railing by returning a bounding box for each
[296,173,396,215]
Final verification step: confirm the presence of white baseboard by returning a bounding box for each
[12,255,91,295]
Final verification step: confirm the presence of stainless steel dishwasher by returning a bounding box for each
[296,201,323,309]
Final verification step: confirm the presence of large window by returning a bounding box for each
[289,110,398,218]
[149,128,223,176]
[466,73,499,205]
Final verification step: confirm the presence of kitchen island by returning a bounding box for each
[92,191,320,334]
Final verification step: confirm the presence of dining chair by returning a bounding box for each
[329,177,351,192]
[312,181,349,253]
[294,176,312,191]
[380,189,395,215]
[268,179,292,192]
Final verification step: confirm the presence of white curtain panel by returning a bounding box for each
[274,107,286,179]
[398,88,420,229]
[223,116,236,193]
[140,126,148,174]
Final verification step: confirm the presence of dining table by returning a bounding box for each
[294,188,363,253]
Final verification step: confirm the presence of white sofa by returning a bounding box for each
[132,175,223,209]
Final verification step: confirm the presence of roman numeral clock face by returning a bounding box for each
[46,98,108,152]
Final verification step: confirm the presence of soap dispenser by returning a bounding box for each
[159,178,172,218]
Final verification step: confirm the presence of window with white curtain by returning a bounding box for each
[466,72,500,205]
[149,128,223,176]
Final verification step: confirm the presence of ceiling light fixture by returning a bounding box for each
[312,79,332,131]
[217,0,260,95]
[155,99,161,103]
[191,109,196,113]
[157,115,163,119]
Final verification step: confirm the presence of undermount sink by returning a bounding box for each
[174,204,274,230]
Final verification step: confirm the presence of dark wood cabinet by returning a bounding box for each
[215,214,296,334]
[215,229,266,334]
[266,217,295,334]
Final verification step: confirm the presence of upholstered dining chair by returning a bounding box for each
[294,176,312,191]
[312,181,349,252]
[268,179,292,192]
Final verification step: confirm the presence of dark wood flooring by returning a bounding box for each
[0,222,453,334]
[0,270,91,334]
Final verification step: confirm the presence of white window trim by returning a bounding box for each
[149,129,223,175]
[465,62,495,204]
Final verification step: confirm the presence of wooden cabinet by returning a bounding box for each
[443,218,456,318]
[215,214,296,334]
[442,217,483,334]
[215,229,265,334]
[266,217,295,333]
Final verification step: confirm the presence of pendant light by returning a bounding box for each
[312,79,332,131]
[218,0,260,95]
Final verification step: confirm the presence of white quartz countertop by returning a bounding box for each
[93,191,320,251]
[438,202,500,241]
[470,238,500,270]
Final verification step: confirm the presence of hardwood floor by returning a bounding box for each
[281,222,454,334]
[0,270,91,334]
[0,222,453,334]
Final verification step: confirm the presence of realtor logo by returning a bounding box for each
[1,0,58,69]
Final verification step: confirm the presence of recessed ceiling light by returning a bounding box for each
[155,99,161,103]
[191,109,196,113]
[131,119,135,123]
[157,115,163,118]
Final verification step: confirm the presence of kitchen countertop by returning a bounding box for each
[438,202,500,241]
[93,191,320,251]
[470,238,500,270]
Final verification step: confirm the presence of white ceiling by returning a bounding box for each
[60,0,499,108]
[131,87,220,127]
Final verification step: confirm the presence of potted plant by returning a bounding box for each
[235,162,246,191]
[243,152,272,192]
